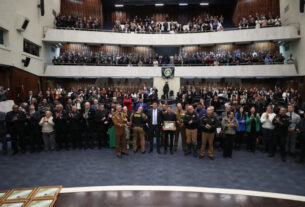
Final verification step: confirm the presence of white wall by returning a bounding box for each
[0,0,60,76]
[153,77,180,99]
[43,26,300,46]
[280,0,305,75]
[44,64,298,78]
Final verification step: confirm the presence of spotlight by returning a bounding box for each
[179,3,188,6]
[115,4,124,7]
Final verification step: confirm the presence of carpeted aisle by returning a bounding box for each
[0,147,304,196]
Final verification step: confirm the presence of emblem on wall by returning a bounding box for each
[162,66,175,79]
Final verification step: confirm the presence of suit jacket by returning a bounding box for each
[147,109,163,127]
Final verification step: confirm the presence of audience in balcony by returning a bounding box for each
[55,14,101,30]
[238,12,281,29]
[52,49,286,66]
[112,15,224,33]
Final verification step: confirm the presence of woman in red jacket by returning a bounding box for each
[123,94,132,112]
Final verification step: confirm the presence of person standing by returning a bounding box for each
[295,112,305,163]
[95,104,108,149]
[26,104,42,153]
[112,104,128,158]
[147,102,163,154]
[174,103,186,152]
[246,107,260,153]
[81,102,95,149]
[162,106,177,154]
[235,106,246,150]
[260,105,276,156]
[6,105,26,155]
[221,111,238,158]
[0,111,7,155]
[123,106,132,150]
[273,107,290,162]
[130,106,147,153]
[68,106,82,149]
[108,108,116,148]
[200,106,218,160]
[39,111,56,151]
[54,104,69,150]
[286,105,301,156]
[163,82,169,99]
[183,105,199,157]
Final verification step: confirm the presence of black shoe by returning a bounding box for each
[281,157,286,162]
[209,156,214,160]
[12,151,18,156]
[199,155,204,159]
[142,151,146,154]
[164,150,167,154]
[268,154,274,157]
[170,150,173,155]
[149,149,153,153]
[21,150,26,154]
[122,152,129,156]
[133,150,137,153]
[174,148,177,152]
[117,154,122,159]
[157,149,161,154]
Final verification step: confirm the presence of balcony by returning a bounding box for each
[43,26,300,46]
[43,64,298,78]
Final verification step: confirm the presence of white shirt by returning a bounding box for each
[152,109,157,125]
[260,112,276,129]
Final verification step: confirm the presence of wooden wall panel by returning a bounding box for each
[5,67,40,103]
[60,0,103,28]
[104,5,232,24]
[233,0,280,26]
[0,66,11,89]
[61,44,155,56]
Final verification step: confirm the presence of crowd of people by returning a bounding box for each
[238,12,281,29]
[0,85,304,164]
[112,15,224,33]
[52,49,291,66]
[55,14,101,30]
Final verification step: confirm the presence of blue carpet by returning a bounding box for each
[0,145,305,196]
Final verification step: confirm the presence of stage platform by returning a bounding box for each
[55,186,305,207]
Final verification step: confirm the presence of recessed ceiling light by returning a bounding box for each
[200,2,209,6]
[115,4,124,7]
[179,3,188,6]
[155,3,164,6]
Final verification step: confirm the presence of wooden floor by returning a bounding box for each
[55,190,305,207]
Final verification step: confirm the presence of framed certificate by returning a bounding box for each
[4,188,36,202]
[32,186,62,200]
[0,201,27,207]
[25,199,56,207]
[163,121,176,131]
[0,191,9,202]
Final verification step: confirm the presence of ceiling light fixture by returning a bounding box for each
[155,3,164,6]
[179,3,188,6]
[200,2,209,6]
[114,4,124,7]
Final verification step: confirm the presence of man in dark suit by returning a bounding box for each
[53,104,69,150]
[95,104,108,148]
[0,111,7,154]
[162,106,177,154]
[147,101,163,154]
[6,105,26,155]
[81,102,96,149]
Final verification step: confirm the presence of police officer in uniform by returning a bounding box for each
[130,106,147,153]
[200,106,218,160]
[272,107,290,162]
[112,104,128,158]
[174,103,186,152]
[183,105,199,157]
[6,105,26,154]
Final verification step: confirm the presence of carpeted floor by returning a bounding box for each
[0,143,304,196]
